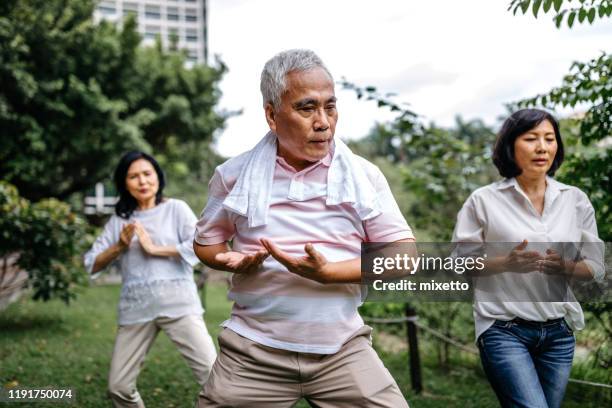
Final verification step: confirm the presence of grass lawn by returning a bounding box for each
[0,284,608,407]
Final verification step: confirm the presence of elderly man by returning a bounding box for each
[194,49,413,407]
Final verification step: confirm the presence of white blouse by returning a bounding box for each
[84,199,204,325]
[452,177,604,340]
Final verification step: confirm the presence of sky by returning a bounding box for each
[207,0,611,158]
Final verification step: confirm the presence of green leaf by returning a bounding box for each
[587,7,596,23]
[533,0,543,17]
[543,0,553,12]
[568,10,577,27]
[554,11,565,27]
[553,0,563,12]
[578,8,587,23]
[520,0,531,14]
[598,4,606,18]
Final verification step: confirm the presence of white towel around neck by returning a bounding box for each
[222,131,382,228]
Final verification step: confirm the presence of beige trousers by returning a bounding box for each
[108,314,217,408]
[197,326,409,408]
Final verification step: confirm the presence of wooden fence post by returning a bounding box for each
[405,303,422,393]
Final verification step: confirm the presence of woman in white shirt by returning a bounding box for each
[84,151,217,408]
[452,109,603,408]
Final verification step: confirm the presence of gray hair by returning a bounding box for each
[260,49,334,110]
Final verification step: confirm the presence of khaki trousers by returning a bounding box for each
[197,326,408,408]
[108,314,217,408]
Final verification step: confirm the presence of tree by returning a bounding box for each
[342,82,498,240]
[0,0,228,304]
[0,0,227,202]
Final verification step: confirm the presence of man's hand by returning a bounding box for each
[505,240,541,273]
[261,238,330,283]
[214,250,269,274]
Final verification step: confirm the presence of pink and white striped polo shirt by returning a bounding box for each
[195,151,413,354]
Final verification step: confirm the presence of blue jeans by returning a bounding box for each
[478,318,575,408]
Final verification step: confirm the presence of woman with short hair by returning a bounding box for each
[84,151,216,408]
[452,109,603,408]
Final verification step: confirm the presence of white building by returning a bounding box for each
[94,0,208,64]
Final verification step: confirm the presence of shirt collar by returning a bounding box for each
[496,176,570,191]
[545,176,571,192]
[496,178,518,190]
[497,176,570,212]
[321,150,333,167]
[275,143,334,173]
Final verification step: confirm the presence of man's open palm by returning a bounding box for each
[215,250,269,274]
[261,238,329,283]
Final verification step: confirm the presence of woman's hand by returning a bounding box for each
[132,222,181,258]
[91,224,134,273]
[134,222,158,255]
[118,223,136,250]
[505,240,541,273]
[538,248,569,276]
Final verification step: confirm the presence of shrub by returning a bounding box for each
[0,182,91,304]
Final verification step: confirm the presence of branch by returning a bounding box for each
[508,0,611,28]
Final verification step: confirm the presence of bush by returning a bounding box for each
[0,181,91,304]
[0,181,29,253]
